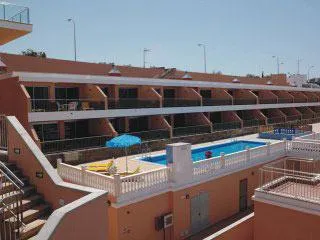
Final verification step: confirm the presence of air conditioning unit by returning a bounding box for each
[163,213,173,228]
[155,213,173,231]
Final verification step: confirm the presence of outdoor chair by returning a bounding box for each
[87,160,114,172]
[68,102,78,111]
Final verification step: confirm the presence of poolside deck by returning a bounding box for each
[77,132,282,173]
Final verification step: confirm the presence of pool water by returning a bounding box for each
[141,140,266,165]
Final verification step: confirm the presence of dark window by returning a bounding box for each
[174,114,186,127]
[119,88,138,99]
[55,87,79,101]
[164,89,175,98]
[65,120,89,139]
[239,179,248,211]
[210,112,222,122]
[109,118,126,133]
[200,90,211,99]
[33,123,59,141]
[129,117,148,132]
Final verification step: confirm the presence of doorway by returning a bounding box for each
[239,179,248,211]
[190,192,210,234]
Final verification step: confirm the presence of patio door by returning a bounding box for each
[190,192,209,234]
[239,179,248,212]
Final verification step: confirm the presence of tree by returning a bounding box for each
[22,49,46,58]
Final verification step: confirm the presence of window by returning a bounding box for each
[55,87,79,101]
[119,88,138,99]
[33,123,59,142]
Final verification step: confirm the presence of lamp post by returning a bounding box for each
[67,18,77,61]
[297,58,302,74]
[143,48,151,68]
[307,65,314,81]
[198,43,207,73]
[272,56,284,74]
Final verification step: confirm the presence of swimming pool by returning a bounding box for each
[141,140,266,165]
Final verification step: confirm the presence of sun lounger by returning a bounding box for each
[87,161,114,172]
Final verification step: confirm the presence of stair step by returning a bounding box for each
[6,204,50,226]
[19,218,47,240]
[2,195,43,218]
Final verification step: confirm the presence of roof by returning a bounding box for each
[0,52,289,86]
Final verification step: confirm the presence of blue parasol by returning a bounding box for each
[106,134,141,172]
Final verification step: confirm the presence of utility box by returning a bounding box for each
[166,142,193,185]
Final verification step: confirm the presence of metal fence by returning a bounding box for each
[212,121,241,131]
[173,125,211,137]
[129,129,170,141]
[0,2,30,24]
[30,99,106,112]
[41,135,113,154]
[243,119,265,127]
[259,158,320,203]
[233,99,257,105]
[163,98,201,107]
[259,99,277,104]
[108,98,160,109]
[202,98,232,106]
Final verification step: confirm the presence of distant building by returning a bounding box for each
[287,74,308,87]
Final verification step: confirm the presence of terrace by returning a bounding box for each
[0,2,32,45]
[256,158,320,204]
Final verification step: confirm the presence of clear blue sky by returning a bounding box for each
[2,0,320,77]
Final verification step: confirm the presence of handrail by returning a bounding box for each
[40,134,113,144]
[0,161,24,187]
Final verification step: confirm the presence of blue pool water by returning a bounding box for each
[142,140,266,165]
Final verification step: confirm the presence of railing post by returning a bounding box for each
[246,147,250,162]
[267,142,271,156]
[114,174,121,198]
[57,158,62,174]
[81,166,87,185]
[220,152,225,168]
[283,138,287,154]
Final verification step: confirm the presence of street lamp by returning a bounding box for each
[67,18,77,61]
[143,48,151,68]
[198,43,207,73]
[272,56,284,74]
[297,58,302,74]
[307,65,315,81]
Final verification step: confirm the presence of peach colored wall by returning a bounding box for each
[88,118,117,136]
[212,89,233,100]
[0,78,31,132]
[222,111,243,123]
[48,193,108,240]
[109,162,265,240]
[264,109,285,118]
[281,107,301,116]
[30,126,41,148]
[139,86,162,100]
[211,214,254,240]
[185,113,210,125]
[304,92,319,101]
[109,193,172,240]
[7,121,87,209]
[256,90,278,100]
[172,164,261,239]
[150,115,171,130]
[233,89,257,101]
[254,201,320,240]
[289,91,307,101]
[177,87,202,101]
[272,91,294,101]
[252,110,267,123]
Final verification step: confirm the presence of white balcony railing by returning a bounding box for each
[57,139,320,203]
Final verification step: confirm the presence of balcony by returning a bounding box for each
[277,98,293,104]
[0,2,32,45]
[267,117,285,124]
[286,115,301,122]
[173,124,211,137]
[41,135,113,154]
[163,98,201,107]
[128,129,170,141]
[259,99,277,104]
[30,99,106,112]
[233,99,257,105]
[212,121,241,131]
[202,98,232,106]
[242,119,265,127]
[108,98,160,109]
[258,158,320,203]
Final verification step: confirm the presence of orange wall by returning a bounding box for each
[254,201,320,240]
[7,118,87,209]
[0,77,30,132]
[109,193,172,240]
[210,214,254,240]
[177,87,202,100]
[233,89,257,101]
[110,163,264,240]
[48,193,109,240]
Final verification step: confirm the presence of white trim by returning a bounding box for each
[0,20,32,32]
[253,190,320,216]
[13,71,320,93]
[28,102,320,122]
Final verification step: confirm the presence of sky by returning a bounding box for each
[2,0,320,78]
